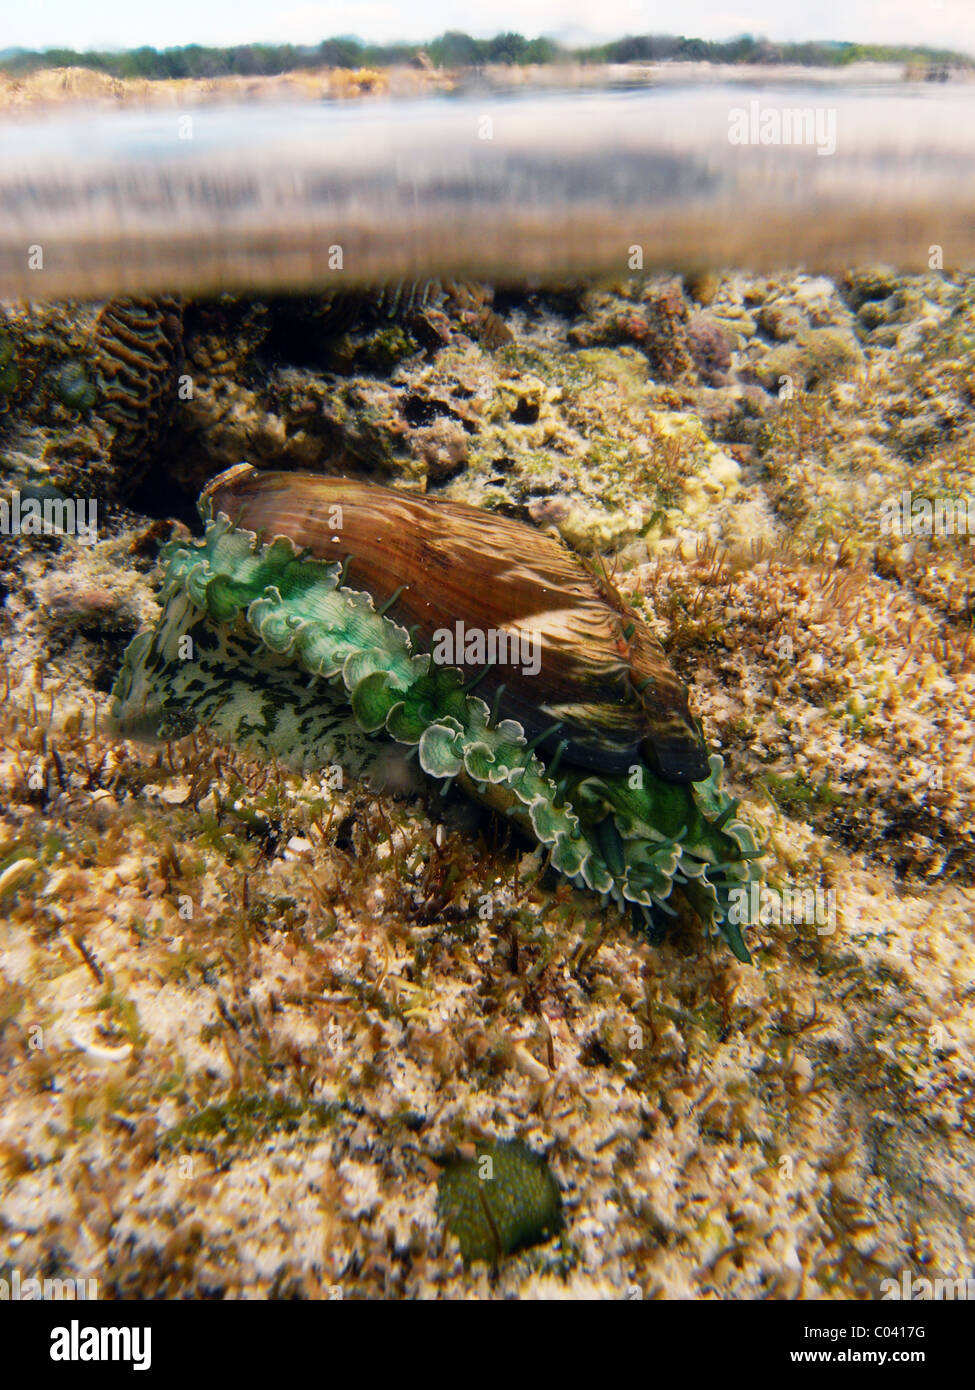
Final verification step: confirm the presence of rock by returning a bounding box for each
[842,266,901,311]
[746,327,863,393]
[800,327,865,383]
[638,282,694,381]
[410,417,469,480]
[756,302,808,341]
[857,295,901,331]
[687,314,732,385]
[683,270,721,306]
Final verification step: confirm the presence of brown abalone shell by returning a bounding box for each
[202,464,710,782]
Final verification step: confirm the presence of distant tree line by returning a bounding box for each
[0,31,970,79]
[592,34,970,66]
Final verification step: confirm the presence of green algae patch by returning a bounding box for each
[437,1140,564,1266]
[762,772,847,815]
[0,330,21,398]
[159,1093,339,1154]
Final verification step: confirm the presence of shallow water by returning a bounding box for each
[2,84,975,298]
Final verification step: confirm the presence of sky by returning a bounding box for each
[4,0,974,55]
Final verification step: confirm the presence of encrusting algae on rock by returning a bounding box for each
[109,463,765,960]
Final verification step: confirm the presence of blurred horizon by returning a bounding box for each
[1,30,971,79]
[3,2,974,60]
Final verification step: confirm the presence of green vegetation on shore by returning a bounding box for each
[0,32,971,80]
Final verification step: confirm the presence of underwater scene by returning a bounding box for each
[0,19,974,1312]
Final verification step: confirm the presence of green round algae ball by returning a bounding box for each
[437,1139,564,1266]
[53,360,97,411]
